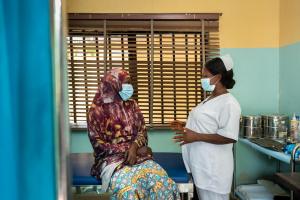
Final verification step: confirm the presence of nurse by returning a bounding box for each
[171,54,241,200]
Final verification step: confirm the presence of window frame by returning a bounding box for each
[67,13,221,130]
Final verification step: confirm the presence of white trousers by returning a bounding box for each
[196,187,229,200]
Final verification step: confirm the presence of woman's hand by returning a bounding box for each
[170,120,186,131]
[173,128,199,145]
[125,142,138,166]
[137,146,152,157]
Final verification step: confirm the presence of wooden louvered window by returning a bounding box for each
[68,13,221,129]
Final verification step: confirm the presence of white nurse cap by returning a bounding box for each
[220,54,233,71]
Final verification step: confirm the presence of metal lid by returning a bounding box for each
[242,115,262,119]
[267,114,288,120]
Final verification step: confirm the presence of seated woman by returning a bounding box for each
[87,68,180,200]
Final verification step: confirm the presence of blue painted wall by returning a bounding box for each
[221,48,280,115]
[279,41,300,116]
[71,130,181,153]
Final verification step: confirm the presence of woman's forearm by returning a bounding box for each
[192,131,236,144]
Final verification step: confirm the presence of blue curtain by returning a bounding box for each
[0,0,56,200]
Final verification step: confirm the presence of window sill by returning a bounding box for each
[70,124,88,132]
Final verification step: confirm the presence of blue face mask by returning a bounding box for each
[201,76,216,92]
[119,84,134,101]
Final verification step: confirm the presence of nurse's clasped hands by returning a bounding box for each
[172,127,199,146]
[170,120,200,145]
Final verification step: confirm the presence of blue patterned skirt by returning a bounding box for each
[108,160,180,200]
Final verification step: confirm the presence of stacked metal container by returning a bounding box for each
[240,114,289,139]
[262,115,289,139]
[240,116,262,138]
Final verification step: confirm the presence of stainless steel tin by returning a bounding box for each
[241,116,262,127]
[240,126,263,138]
[265,126,288,139]
[263,115,289,139]
[267,115,288,127]
[240,116,262,138]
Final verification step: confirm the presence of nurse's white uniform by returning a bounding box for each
[182,93,241,199]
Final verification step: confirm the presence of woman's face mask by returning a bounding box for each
[119,83,134,101]
[201,75,217,92]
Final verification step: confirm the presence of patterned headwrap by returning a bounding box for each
[87,68,150,179]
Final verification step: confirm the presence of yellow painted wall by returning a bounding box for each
[67,0,280,48]
[280,0,300,46]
